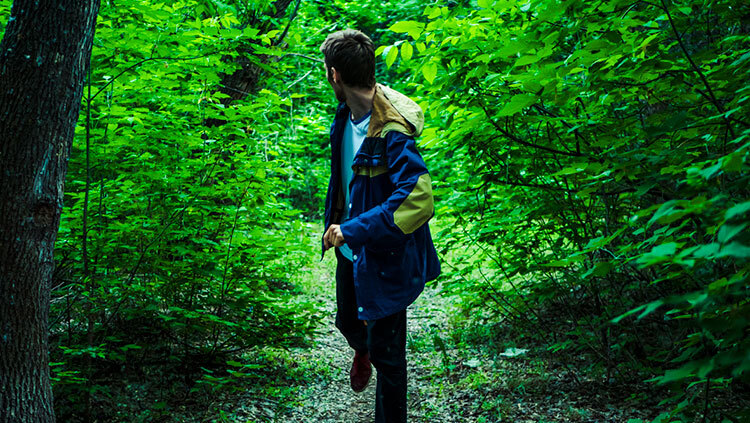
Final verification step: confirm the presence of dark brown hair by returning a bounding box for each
[319,29,376,89]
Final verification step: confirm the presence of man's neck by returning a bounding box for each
[345,85,376,121]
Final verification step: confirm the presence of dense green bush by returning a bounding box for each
[40,0,323,419]
[381,0,749,420]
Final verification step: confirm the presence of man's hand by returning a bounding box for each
[323,224,346,250]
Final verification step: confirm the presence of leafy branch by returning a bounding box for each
[477,100,587,158]
[88,52,221,102]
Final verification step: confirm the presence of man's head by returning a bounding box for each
[320,29,376,93]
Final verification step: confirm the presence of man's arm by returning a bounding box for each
[339,132,434,251]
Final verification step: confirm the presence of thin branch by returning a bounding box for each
[219,83,254,97]
[660,0,735,138]
[475,176,569,192]
[273,0,302,47]
[477,100,586,157]
[89,52,219,101]
[286,68,314,91]
[279,52,325,63]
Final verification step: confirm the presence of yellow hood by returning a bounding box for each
[367,84,424,138]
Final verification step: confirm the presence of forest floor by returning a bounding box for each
[233,226,665,423]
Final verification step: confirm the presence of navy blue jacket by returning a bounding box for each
[323,84,440,321]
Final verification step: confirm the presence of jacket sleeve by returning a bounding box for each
[339,132,434,251]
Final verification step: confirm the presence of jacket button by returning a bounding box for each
[358,307,363,312]
[353,254,358,260]
[380,271,385,277]
[348,203,352,209]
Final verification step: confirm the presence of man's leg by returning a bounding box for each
[334,248,368,354]
[367,309,407,423]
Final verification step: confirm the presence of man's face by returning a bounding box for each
[325,64,346,103]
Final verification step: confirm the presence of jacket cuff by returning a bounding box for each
[339,218,369,251]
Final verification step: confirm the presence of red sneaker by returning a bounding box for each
[350,351,372,392]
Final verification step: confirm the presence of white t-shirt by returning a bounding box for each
[338,110,371,261]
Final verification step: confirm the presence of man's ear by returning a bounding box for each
[330,67,339,84]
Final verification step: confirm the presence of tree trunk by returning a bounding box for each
[0,1,100,422]
[219,0,296,101]
[204,0,297,128]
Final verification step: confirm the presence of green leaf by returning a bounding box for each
[612,299,664,323]
[582,261,614,279]
[553,165,586,176]
[567,67,586,75]
[385,46,399,68]
[422,62,438,84]
[637,33,660,51]
[718,223,748,244]
[542,254,585,267]
[721,150,744,172]
[638,242,679,266]
[400,42,413,61]
[514,55,539,67]
[692,243,720,259]
[699,161,722,179]
[648,201,685,226]
[637,300,664,320]
[717,242,750,258]
[698,359,714,379]
[119,344,142,351]
[726,201,750,220]
[388,21,425,40]
[498,94,537,116]
[731,51,750,67]
[657,362,698,384]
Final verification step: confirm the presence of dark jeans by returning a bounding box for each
[334,248,408,423]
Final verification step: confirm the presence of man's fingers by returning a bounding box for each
[323,226,334,249]
[332,228,344,247]
[323,225,344,249]
[324,230,331,249]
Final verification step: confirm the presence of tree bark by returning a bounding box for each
[0,1,100,422]
[218,0,296,101]
[204,0,297,127]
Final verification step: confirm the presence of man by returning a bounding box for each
[320,29,441,423]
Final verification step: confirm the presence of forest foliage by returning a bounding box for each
[381,0,749,421]
[1,0,749,421]
[0,0,328,419]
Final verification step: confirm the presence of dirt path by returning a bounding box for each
[279,253,460,423]
[247,232,662,423]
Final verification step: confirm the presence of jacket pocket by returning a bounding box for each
[366,233,417,285]
[365,243,406,283]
